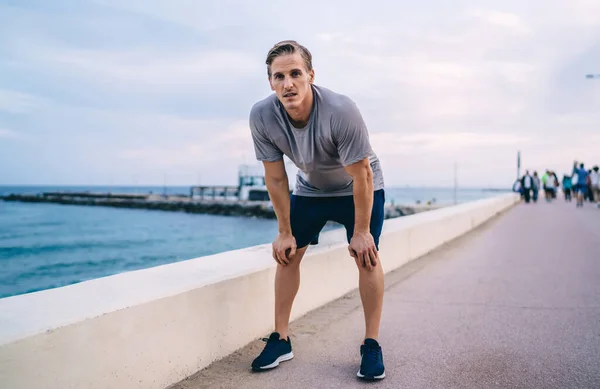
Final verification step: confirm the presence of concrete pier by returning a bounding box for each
[1,192,277,218]
[0,192,440,219]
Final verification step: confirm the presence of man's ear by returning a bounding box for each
[309,69,315,84]
[268,76,275,91]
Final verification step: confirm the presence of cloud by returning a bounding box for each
[1,1,600,187]
[371,132,530,157]
[48,49,262,87]
[0,90,49,114]
[469,9,532,35]
[117,120,253,167]
[0,128,20,139]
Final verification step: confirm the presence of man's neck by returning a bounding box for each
[286,87,314,128]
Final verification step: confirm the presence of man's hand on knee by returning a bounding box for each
[272,232,297,266]
[349,232,379,271]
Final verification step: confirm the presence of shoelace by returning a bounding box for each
[260,337,279,353]
[363,346,381,363]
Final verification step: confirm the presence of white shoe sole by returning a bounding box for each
[255,352,294,370]
[357,370,385,379]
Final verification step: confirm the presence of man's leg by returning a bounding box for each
[274,195,326,339]
[334,189,386,379]
[251,195,326,372]
[274,246,308,340]
[357,189,387,380]
[336,190,386,342]
[251,248,308,372]
[357,258,384,340]
[273,194,326,339]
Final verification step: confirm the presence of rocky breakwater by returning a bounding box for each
[1,192,441,220]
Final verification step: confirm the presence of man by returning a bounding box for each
[551,171,559,199]
[532,171,540,203]
[573,162,588,207]
[520,170,533,203]
[512,178,522,198]
[591,166,600,204]
[586,169,594,202]
[248,40,386,380]
[562,174,573,202]
[542,170,553,202]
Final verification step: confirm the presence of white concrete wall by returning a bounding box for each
[0,193,519,389]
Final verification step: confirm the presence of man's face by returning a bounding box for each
[269,53,314,111]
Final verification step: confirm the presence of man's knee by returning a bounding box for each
[278,246,308,267]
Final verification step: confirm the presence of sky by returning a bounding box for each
[1,0,599,189]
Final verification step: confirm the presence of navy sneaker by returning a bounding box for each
[357,338,385,380]
[251,332,294,371]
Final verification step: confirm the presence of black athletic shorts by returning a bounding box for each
[290,189,385,249]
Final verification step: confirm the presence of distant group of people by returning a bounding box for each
[513,161,600,208]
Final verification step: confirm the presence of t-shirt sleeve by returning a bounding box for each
[249,105,283,162]
[331,98,373,167]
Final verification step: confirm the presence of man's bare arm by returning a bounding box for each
[263,160,291,234]
[344,157,377,269]
[344,157,374,233]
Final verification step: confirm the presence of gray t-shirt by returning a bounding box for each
[249,85,384,197]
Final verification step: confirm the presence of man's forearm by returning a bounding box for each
[266,176,292,234]
[353,167,374,234]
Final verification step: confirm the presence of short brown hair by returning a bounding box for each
[265,40,313,78]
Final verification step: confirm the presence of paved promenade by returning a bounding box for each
[170,200,600,389]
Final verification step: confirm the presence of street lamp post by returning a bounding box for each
[586,74,599,107]
[517,150,521,180]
